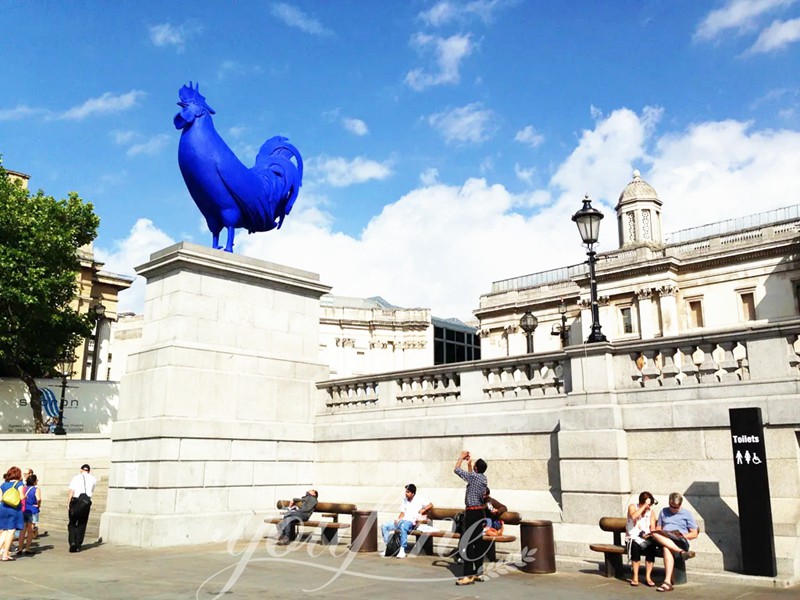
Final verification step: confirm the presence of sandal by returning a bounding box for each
[629,580,639,587]
[646,580,656,587]
[657,582,673,592]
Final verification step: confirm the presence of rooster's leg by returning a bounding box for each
[223,226,235,253]
[212,231,222,250]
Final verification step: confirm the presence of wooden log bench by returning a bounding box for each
[589,517,695,584]
[407,507,520,557]
[264,501,356,545]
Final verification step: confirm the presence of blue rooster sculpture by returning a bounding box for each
[174,82,303,252]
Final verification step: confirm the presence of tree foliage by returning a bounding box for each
[0,163,100,431]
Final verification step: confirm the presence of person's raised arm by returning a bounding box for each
[455,450,469,470]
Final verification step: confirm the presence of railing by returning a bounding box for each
[318,320,800,414]
[664,203,800,244]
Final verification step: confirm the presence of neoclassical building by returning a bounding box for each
[476,171,800,358]
[319,295,480,378]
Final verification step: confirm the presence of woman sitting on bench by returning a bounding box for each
[626,491,658,587]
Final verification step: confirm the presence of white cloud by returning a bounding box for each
[515,125,545,148]
[427,103,497,144]
[0,104,49,121]
[60,91,145,121]
[94,219,175,313]
[127,134,171,157]
[149,22,202,51]
[112,130,138,145]
[551,106,662,206]
[310,155,393,187]
[418,0,507,26]
[419,1,459,26]
[405,33,474,91]
[342,117,369,136]
[271,3,332,36]
[748,17,800,52]
[650,120,800,232]
[420,168,439,185]
[694,0,795,40]
[514,163,535,184]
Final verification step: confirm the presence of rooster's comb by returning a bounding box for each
[178,81,207,104]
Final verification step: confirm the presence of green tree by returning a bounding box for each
[0,164,100,432]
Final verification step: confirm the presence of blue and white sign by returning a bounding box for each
[41,387,59,418]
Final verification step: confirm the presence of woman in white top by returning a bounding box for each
[626,491,658,587]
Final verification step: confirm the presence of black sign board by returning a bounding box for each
[729,407,776,577]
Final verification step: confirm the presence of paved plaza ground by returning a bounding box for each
[2,534,798,600]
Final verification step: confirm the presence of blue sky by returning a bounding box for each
[2,0,800,319]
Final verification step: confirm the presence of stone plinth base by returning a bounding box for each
[101,243,329,547]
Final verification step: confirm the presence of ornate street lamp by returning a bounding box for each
[53,354,74,436]
[572,194,607,343]
[91,302,106,380]
[550,298,571,347]
[519,311,538,354]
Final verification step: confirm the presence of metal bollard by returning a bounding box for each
[519,519,556,574]
[350,510,378,553]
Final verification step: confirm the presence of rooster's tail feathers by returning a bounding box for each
[255,136,303,180]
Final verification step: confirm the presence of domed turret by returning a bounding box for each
[615,170,663,249]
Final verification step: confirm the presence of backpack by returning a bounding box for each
[452,511,465,535]
[1,482,21,508]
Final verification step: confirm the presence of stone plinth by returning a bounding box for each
[100,243,330,547]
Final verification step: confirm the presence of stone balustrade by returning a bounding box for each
[319,319,800,412]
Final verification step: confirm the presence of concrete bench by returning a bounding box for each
[265,501,356,545]
[589,516,694,584]
[407,507,520,556]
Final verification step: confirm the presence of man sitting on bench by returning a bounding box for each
[276,489,318,545]
[649,492,698,593]
[380,484,432,559]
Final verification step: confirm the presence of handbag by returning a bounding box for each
[1,482,21,508]
[70,474,93,515]
[384,531,402,557]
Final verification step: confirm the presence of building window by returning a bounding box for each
[620,306,634,334]
[793,281,800,314]
[434,324,480,365]
[738,291,756,321]
[642,210,651,240]
[687,298,704,328]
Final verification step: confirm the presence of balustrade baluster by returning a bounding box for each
[679,345,699,384]
[698,344,720,383]
[660,348,680,386]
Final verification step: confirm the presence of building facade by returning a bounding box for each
[319,295,479,378]
[476,172,800,360]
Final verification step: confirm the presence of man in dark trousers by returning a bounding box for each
[67,464,96,553]
[454,450,489,585]
[276,489,318,545]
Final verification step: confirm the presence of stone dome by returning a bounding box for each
[616,170,660,209]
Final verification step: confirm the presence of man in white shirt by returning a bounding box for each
[67,464,97,553]
[380,484,433,558]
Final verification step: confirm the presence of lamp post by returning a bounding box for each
[53,355,74,436]
[572,194,607,343]
[519,311,538,354]
[550,299,571,347]
[91,302,106,380]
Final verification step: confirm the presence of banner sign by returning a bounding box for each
[729,407,777,577]
[0,378,119,434]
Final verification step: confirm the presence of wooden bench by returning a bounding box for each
[407,507,520,556]
[264,501,356,545]
[589,517,695,584]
